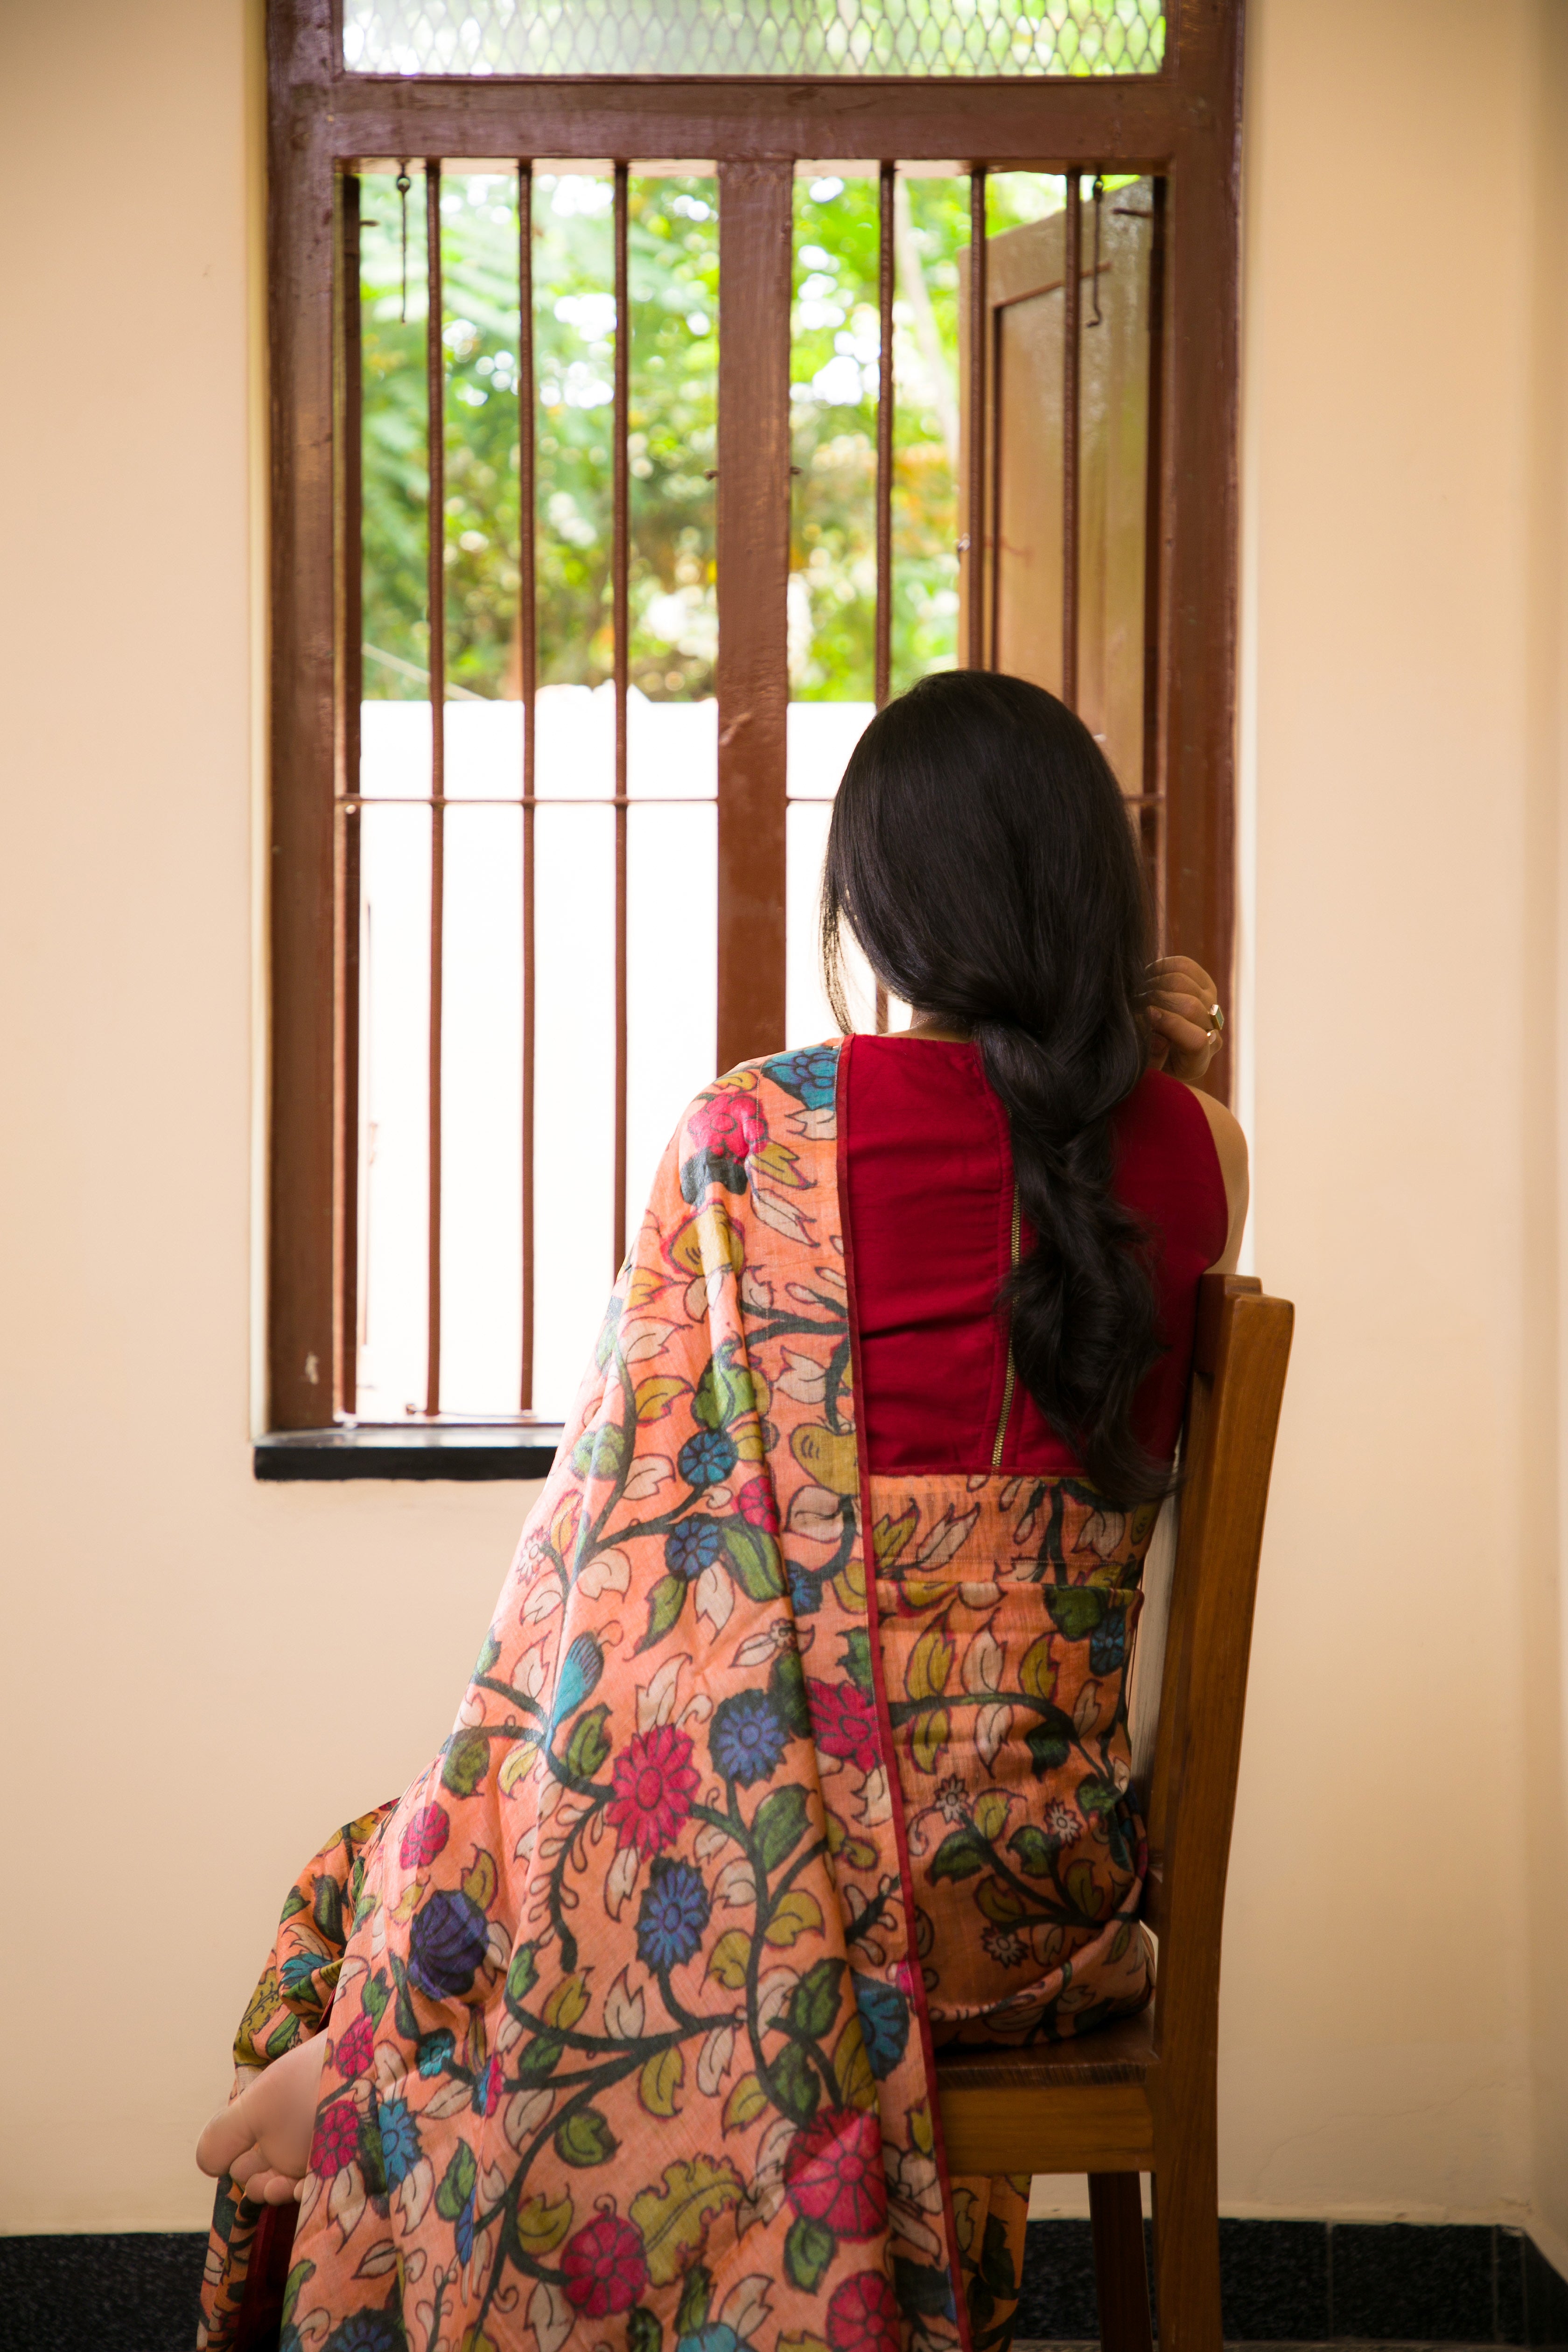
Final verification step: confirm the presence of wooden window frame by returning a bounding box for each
[264,0,1243,1440]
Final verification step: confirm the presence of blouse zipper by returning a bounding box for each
[990,1184,1022,1470]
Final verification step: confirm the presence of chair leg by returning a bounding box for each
[1150,2124,1224,2352]
[1088,2173,1154,2352]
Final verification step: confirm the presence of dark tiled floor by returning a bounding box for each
[0,2231,204,2352]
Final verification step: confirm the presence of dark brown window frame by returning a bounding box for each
[263,0,1243,1450]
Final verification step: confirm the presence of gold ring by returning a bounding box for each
[1209,1002,1225,1032]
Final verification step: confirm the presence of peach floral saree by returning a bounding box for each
[200,1047,1157,2352]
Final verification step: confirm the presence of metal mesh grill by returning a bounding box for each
[342,0,1165,78]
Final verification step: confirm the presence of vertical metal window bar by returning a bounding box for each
[874,161,895,1035]
[966,167,987,672]
[612,163,630,1274]
[518,160,538,1411]
[1140,175,1169,938]
[1061,171,1082,712]
[335,171,364,1419]
[424,159,446,1416]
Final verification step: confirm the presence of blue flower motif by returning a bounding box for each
[763,1047,840,1111]
[679,1428,738,1489]
[377,2095,422,2187]
[1089,1611,1127,1675]
[636,1857,712,1971]
[407,1888,490,2000]
[666,1516,724,1579]
[787,1560,823,1617]
[710,1690,789,1786]
[679,2331,743,2352]
[323,2317,404,2352]
[416,2028,455,2077]
[455,2184,475,2267]
[854,1978,912,2079]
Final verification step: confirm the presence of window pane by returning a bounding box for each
[344,0,1165,77]
[356,801,431,1418]
[439,805,523,1414]
[532,804,616,1417]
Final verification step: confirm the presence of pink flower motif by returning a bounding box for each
[785,2107,888,2240]
[735,1477,781,1534]
[826,2271,901,2352]
[310,2096,361,2180]
[333,2015,375,2079]
[981,1923,1026,1969]
[561,2213,649,2316]
[687,1091,766,1166]
[807,1678,882,1775]
[1042,1798,1081,1846]
[399,1803,450,1870]
[604,1724,701,1857]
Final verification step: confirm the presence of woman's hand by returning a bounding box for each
[1147,955,1224,1084]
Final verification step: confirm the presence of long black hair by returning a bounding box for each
[823,668,1169,1507]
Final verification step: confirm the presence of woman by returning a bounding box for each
[197,671,1246,2352]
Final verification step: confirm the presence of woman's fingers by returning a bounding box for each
[1148,953,1218,1005]
[1149,1000,1214,1051]
[196,2098,259,2183]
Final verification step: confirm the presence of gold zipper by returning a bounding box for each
[990,1184,1022,1470]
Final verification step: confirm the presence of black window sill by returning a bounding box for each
[255,1424,565,1482]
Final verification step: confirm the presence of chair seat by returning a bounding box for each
[935,2011,1156,2175]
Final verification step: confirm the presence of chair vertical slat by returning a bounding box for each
[965,168,987,671]
[612,163,630,1273]
[334,170,364,1421]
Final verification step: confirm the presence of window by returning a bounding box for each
[262,0,1240,1468]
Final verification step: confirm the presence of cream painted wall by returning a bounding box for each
[1,0,1565,2260]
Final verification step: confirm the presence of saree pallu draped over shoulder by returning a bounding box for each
[201,1047,1158,2352]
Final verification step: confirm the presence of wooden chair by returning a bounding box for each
[936,1273,1295,2352]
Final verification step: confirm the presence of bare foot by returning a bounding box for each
[197,2030,327,2206]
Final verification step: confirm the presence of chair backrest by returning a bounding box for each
[1142,1274,1295,2080]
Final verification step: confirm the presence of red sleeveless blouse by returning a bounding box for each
[840,1036,1229,1477]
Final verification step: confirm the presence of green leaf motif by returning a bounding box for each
[312,1874,343,1944]
[637,1573,688,1654]
[840,1626,875,1694]
[1007,1826,1057,1879]
[475,1629,502,1676]
[441,1727,490,1799]
[675,2264,713,2337]
[784,2214,835,2292]
[279,1887,308,1924]
[1044,1586,1106,1641]
[281,2259,315,2329]
[264,2015,302,2059]
[565,1702,613,1781]
[593,1295,622,1371]
[358,2106,388,2198]
[362,1972,391,2030]
[772,2040,820,2124]
[894,2256,956,2319]
[515,2030,564,2087]
[555,2107,619,2168]
[1025,1713,1075,1777]
[1077,1774,1122,1816]
[505,1944,539,2015]
[785,1958,844,2041]
[724,1522,784,1602]
[588,1421,630,1483]
[389,1953,420,2042]
[755,1785,811,1872]
[929,1827,987,1883]
[693,1343,753,1432]
[570,1429,595,1476]
[627,2312,663,2352]
[770,1647,813,1738]
[435,2141,477,2221]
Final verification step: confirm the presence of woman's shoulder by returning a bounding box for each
[1116,1067,1247,1267]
